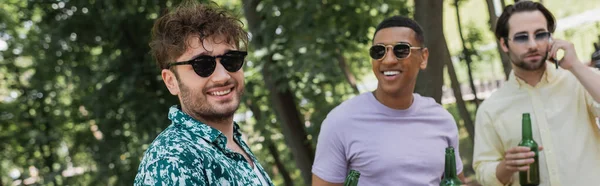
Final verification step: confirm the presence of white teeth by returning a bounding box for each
[383,71,400,76]
[209,89,232,96]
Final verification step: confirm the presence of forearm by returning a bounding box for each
[474,161,509,186]
[571,62,600,102]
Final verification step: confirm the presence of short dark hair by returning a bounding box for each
[149,1,248,70]
[374,16,425,46]
[495,1,556,40]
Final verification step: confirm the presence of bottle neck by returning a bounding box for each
[345,170,360,184]
[443,151,457,178]
[522,115,533,140]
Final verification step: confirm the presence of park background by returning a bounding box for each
[1,0,600,185]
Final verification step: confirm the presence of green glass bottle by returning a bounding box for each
[343,169,360,186]
[519,113,540,186]
[440,147,462,186]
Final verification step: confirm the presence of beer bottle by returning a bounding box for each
[519,113,540,186]
[343,169,360,186]
[440,147,462,186]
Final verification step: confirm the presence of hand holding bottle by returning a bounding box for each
[502,146,543,172]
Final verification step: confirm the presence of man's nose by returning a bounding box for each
[381,47,399,65]
[210,60,231,84]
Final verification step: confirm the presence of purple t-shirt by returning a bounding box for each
[312,92,463,185]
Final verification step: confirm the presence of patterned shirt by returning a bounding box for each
[134,105,274,186]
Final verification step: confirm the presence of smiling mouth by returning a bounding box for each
[208,88,233,96]
[382,71,401,76]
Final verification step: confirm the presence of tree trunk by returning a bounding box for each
[266,139,294,186]
[245,99,294,186]
[243,0,314,184]
[336,49,360,94]
[444,43,476,176]
[486,0,512,80]
[454,0,480,107]
[414,0,446,103]
[414,1,475,176]
[445,57,475,144]
[260,62,314,185]
[0,162,3,186]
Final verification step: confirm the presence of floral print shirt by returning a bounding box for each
[134,105,274,186]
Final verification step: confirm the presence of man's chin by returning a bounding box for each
[528,62,545,70]
[194,106,238,123]
[378,85,406,96]
[212,103,240,116]
[516,60,545,71]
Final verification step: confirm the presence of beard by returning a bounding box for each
[510,50,549,71]
[178,79,243,124]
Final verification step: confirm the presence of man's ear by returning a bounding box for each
[500,37,509,52]
[419,48,429,70]
[162,69,180,95]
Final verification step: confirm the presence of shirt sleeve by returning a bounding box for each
[584,68,600,117]
[312,116,348,183]
[472,109,511,186]
[590,99,600,118]
[134,156,206,186]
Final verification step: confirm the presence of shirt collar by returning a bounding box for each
[508,63,558,88]
[167,105,243,150]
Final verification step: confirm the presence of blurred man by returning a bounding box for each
[312,16,465,186]
[473,1,600,186]
[134,1,273,185]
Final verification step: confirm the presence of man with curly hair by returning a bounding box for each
[134,1,273,185]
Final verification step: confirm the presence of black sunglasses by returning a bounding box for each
[508,32,551,44]
[369,42,422,60]
[167,51,247,77]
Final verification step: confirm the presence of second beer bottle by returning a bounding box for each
[519,113,540,186]
[343,169,360,186]
[440,146,462,186]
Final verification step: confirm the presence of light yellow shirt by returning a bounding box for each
[472,64,600,186]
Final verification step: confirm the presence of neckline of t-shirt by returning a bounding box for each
[367,92,419,116]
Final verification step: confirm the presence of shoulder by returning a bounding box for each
[330,92,372,113]
[475,85,513,126]
[140,125,205,167]
[414,94,455,121]
[415,94,446,111]
[323,92,373,124]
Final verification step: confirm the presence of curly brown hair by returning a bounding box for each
[149,1,248,70]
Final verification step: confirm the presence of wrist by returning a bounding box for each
[567,59,585,72]
[496,160,515,184]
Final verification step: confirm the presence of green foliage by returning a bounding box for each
[1,0,179,185]
[0,0,412,185]
[2,0,598,185]
[240,0,410,184]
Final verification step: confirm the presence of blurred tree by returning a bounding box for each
[244,94,294,186]
[242,1,315,184]
[485,0,512,79]
[242,0,410,184]
[455,0,480,108]
[0,0,466,185]
[0,0,183,185]
[414,0,446,103]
